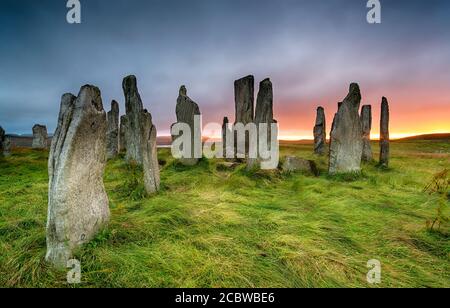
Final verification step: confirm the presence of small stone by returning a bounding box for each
[282,156,319,176]
[32,124,48,149]
[106,100,120,159]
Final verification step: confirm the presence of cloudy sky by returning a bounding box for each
[1,0,449,138]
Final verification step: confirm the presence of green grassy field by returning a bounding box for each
[0,140,449,288]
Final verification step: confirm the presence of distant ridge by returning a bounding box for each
[395,133,450,142]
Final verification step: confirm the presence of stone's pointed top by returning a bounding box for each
[123,75,137,89]
[223,117,229,124]
[78,85,103,112]
[382,97,389,105]
[349,83,360,93]
[362,105,372,112]
[62,93,77,101]
[33,124,46,130]
[317,106,325,112]
[260,78,271,85]
[111,100,119,113]
[179,85,187,97]
[342,83,361,110]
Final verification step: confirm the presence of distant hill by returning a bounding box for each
[396,133,450,142]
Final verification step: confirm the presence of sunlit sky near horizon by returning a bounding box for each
[1,0,449,140]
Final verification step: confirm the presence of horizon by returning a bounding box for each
[1,0,450,138]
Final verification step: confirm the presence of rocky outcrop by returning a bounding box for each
[46,87,110,267]
[106,100,120,159]
[32,124,48,149]
[282,156,319,176]
[361,105,373,162]
[379,97,390,168]
[172,86,201,166]
[314,107,326,155]
[329,84,363,174]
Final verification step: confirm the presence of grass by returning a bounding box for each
[0,141,449,288]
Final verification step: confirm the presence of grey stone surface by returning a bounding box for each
[361,105,373,162]
[329,83,363,174]
[379,97,390,168]
[0,126,5,155]
[46,87,110,267]
[234,75,255,125]
[3,136,11,157]
[282,156,319,176]
[121,75,160,193]
[222,117,233,158]
[32,124,48,149]
[314,107,327,155]
[106,100,120,159]
[119,115,127,153]
[172,85,201,166]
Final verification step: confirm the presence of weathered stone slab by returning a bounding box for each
[314,107,326,155]
[106,100,120,159]
[3,136,11,157]
[329,84,363,174]
[282,156,319,176]
[119,115,127,153]
[361,105,373,162]
[32,124,48,149]
[46,87,110,267]
[379,97,390,168]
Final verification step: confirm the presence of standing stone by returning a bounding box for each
[121,75,160,193]
[222,117,233,159]
[172,85,201,166]
[329,83,363,174]
[46,86,110,267]
[252,78,277,168]
[106,100,120,159]
[32,124,48,149]
[360,105,373,162]
[314,107,326,155]
[3,137,11,157]
[119,115,127,153]
[234,75,255,157]
[379,97,390,168]
[0,126,5,155]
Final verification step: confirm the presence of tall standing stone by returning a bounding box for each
[0,126,5,155]
[234,75,255,157]
[314,107,326,155]
[329,83,363,174]
[121,75,160,193]
[253,78,277,168]
[379,97,390,168]
[361,105,373,162]
[222,117,233,158]
[119,115,127,153]
[46,87,110,267]
[106,100,120,159]
[172,85,201,166]
[32,124,48,149]
[3,137,11,157]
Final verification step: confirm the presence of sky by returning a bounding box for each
[1,0,449,139]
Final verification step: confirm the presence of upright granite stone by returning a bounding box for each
[106,100,120,159]
[379,97,390,168]
[252,78,277,168]
[234,75,255,157]
[361,105,373,162]
[222,117,233,159]
[329,84,363,174]
[314,107,326,155]
[121,75,160,193]
[0,126,5,155]
[32,124,48,149]
[119,115,127,153]
[46,87,110,267]
[172,86,201,166]
[3,137,11,157]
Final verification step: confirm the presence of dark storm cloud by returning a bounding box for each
[0,0,449,135]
